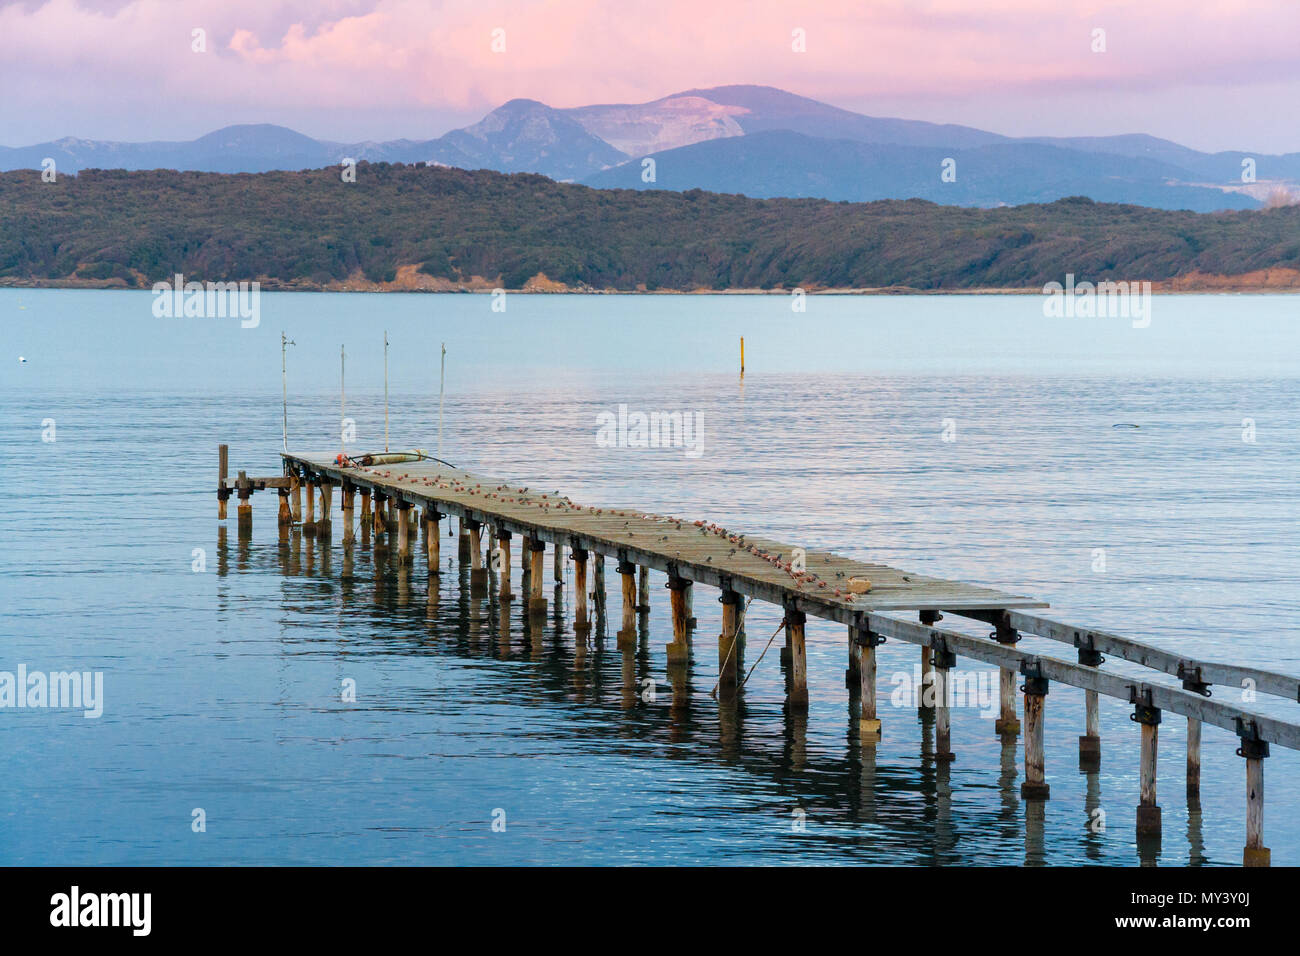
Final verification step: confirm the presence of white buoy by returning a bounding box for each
[18,356,26,364]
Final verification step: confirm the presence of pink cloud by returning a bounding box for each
[4,0,1300,149]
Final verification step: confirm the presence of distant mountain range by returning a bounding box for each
[5,85,1297,211]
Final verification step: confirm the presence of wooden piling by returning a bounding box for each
[994,621,1021,736]
[786,607,808,711]
[277,487,291,527]
[528,538,546,616]
[218,444,229,519]
[317,481,332,535]
[236,471,252,534]
[425,508,441,574]
[1020,663,1049,799]
[496,529,512,598]
[303,481,317,535]
[1186,716,1201,796]
[1240,729,1270,867]
[554,543,564,584]
[637,565,649,612]
[592,554,606,620]
[1135,700,1162,836]
[341,484,355,542]
[857,626,881,742]
[617,560,636,643]
[718,589,742,688]
[468,521,487,592]
[666,576,691,664]
[918,610,941,710]
[1080,689,1101,765]
[458,521,471,563]
[395,501,412,564]
[573,548,589,631]
[933,642,956,762]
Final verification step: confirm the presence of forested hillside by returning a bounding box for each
[3,163,1298,291]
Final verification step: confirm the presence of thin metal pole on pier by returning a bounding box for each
[280,332,295,452]
[438,342,446,462]
[340,345,346,457]
[383,330,390,453]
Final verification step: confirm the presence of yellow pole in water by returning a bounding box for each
[740,336,745,376]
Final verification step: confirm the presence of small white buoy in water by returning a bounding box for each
[18,356,26,364]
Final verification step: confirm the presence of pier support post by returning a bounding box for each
[291,475,302,523]
[718,589,742,689]
[236,474,252,535]
[277,488,292,527]
[856,623,882,742]
[341,485,355,543]
[666,575,692,664]
[496,529,512,599]
[554,543,564,584]
[918,610,941,709]
[218,444,229,519]
[593,555,606,620]
[458,520,471,563]
[573,547,589,632]
[1079,691,1101,767]
[359,488,371,528]
[1186,717,1201,797]
[395,501,412,564]
[468,520,487,593]
[371,494,385,538]
[617,560,636,646]
[932,640,956,762]
[1133,694,1162,837]
[317,482,332,536]
[1019,661,1049,799]
[424,509,441,574]
[785,606,808,711]
[1239,723,1270,867]
[304,481,317,535]
[994,619,1021,735]
[637,565,650,613]
[528,537,547,616]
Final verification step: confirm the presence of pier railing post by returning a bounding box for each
[666,573,692,665]
[1237,720,1270,867]
[1019,660,1049,799]
[718,588,742,689]
[1132,690,1161,837]
[994,618,1021,736]
[856,622,883,742]
[785,605,808,711]
[932,637,956,762]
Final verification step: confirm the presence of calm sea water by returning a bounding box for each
[2,288,1298,866]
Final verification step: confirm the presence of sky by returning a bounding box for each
[3,0,1300,153]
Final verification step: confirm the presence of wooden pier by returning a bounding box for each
[220,443,1299,867]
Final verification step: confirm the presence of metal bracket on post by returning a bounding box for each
[1235,717,1270,759]
[529,536,546,552]
[930,633,957,669]
[994,617,1021,645]
[1019,659,1049,696]
[1129,686,1161,725]
[853,614,886,648]
[919,609,943,626]
[1177,661,1212,697]
[1074,630,1104,667]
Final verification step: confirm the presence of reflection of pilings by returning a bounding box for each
[1083,762,1103,861]
[1024,799,1047,866]
[857,738,878,824]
